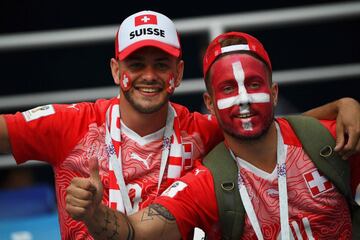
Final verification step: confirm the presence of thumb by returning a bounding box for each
[89,156,100,183]
[335,123,345,152]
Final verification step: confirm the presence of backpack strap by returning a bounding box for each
[283,115,352,202]
[203,142,244,240]
[284,115,360,239]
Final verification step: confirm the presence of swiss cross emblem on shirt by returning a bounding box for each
[135,14,158,26]
[303,169,334,197]
[182,142,193,169]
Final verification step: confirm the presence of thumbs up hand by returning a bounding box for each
[66,157,104,222]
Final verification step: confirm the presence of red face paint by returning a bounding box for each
[166,73,175,94]
[120,72,132,92]
[210,54,274,139]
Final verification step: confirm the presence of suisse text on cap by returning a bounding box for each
[129,27,165,40]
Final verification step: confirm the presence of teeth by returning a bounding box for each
[238,113,252,118]
[139,88,158,93]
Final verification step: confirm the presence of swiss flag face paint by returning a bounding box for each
[120,72,132,92]
[166,73,175,94]
[210,54,274,138]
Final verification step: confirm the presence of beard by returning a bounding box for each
[123,89,170,114]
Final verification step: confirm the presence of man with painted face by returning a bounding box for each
[65,31,360,239]
[0,10,359,239]
[152,32,360,239]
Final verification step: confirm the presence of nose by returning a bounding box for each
[142,66,157,81]
[238,85,251,105]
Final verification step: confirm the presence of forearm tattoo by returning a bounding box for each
[142,204,176,222]
[91,207,126,240]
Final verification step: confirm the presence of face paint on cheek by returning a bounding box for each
[120,72,132,92]
[166,73,175,94]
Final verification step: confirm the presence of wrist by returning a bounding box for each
[84,203,105,226]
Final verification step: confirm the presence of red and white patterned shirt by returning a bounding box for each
[154,118,360,240]
[4,97,223,240]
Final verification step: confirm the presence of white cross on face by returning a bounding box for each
[123,75,129,87]
[141,16,150,23]
[217,61,270,110]
[215,60,271,131]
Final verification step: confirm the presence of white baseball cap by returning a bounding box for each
[115,10,182,60]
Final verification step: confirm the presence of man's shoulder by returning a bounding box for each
[170,102,190,115]
[55,98,114,121]
[276,117,336,146]
[181,163,213,183]
[170,102,217,125]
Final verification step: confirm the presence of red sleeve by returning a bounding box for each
[4,102,99,166]
[153,165,220,240]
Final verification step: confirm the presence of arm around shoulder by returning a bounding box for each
[0,115,11,153]
[302,97,360,120]
[303,98,360,158]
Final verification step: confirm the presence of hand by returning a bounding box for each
[334,98,360,159]
[65,157,103,222]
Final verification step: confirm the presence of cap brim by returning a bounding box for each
[118,40,181,60]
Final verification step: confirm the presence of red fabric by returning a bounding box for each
[154,118,358,240]
[4,98,223,240]
[135,14,157,26]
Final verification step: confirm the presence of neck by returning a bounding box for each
[225,122,278,173]
[119,99,169,137]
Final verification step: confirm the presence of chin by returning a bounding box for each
[224,124,272,141]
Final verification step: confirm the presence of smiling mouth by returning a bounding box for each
[135,86,163,93]
[235,113,254,119]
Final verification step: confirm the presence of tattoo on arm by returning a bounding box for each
[89,204,174,240]
[93,207,110,236]
[92,207,121,240]
[141,204,175,222]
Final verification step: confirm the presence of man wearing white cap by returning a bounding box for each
[1,11,359,239]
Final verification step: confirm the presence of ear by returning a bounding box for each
[110,58,120,85]
[271,82,279,107]
[203,92,215,115]
[174,60,184,88]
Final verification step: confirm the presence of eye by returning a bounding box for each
[127,62,144,71]
[248,82,261,89]
[155,62,170,71]
[223,85,235,94]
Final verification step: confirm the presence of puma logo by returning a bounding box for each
[194,169,205,176]
[67,104,79,111]
[130,152,151,169]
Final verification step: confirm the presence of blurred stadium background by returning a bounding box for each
[0,0,359,239]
